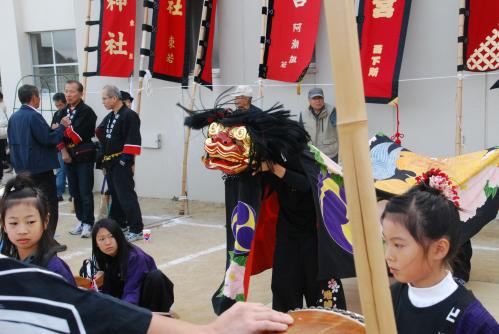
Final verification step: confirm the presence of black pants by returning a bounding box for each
[31,170,58,237]
[139,270,174,312]
[107,162,143,234]
[271,232,346,312]
[66,162,95,226]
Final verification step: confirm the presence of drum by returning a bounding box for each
[279,308,365,333]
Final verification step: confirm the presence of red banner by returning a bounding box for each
[148,0,189,83]
[358,0,412,103]
[194,0,217,88]
[259,0,320,83]
[98,0,136,77]
[463,0,499,72]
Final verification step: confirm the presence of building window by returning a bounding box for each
[30,30,79,94]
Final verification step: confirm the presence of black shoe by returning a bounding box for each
[53,241,67,253]
[58,196,64,202]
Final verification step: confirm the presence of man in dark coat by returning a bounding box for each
[8,84,70,248]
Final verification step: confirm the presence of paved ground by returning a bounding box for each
[54,194,498,325]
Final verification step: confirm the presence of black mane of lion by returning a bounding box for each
[180,90,310,168]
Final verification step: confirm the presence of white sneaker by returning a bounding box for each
[70,223,83,235]
[81,224,92,238]
[126,231,143,242]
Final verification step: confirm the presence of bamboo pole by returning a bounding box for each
[178,2,210,215]
[455,0,466,155]
[258,0,268,109]
[323,1,396,333]
[135,2,151,116]
[82,0,92,99]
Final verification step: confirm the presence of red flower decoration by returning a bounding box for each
[415,168,460,208]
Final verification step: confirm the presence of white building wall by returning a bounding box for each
[1,0,498,203]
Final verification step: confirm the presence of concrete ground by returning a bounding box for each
[54,194,498,325]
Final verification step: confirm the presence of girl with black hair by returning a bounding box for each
[382,169,498,333]
[0,174,76,285]
[92,218,174,313]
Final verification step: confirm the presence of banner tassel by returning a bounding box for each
[390,102,404,145]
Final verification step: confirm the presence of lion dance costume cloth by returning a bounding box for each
[184,95,498,315]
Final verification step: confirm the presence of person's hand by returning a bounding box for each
[252,161,286,179]
[206,302,293,334]
[60,116,71,127]
[51,123,59,129]
[94,271,104,288]
[61,148,72,163]
[252,161,271,176]
[119,153,133,167]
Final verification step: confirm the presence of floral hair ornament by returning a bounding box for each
[415,168,460,208]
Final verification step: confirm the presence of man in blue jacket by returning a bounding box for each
[8,84,71,245]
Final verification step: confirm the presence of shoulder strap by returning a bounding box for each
[439,285,476,333]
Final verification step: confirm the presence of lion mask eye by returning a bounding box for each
[208,122,225,136]
[230,126,248,141]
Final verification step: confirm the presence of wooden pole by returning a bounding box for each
[82,0,92,100]
[135,2,151,116]
[178,2,210,215]
[258,0,268,109]
[455,0,466,155]
[323,1,397,333]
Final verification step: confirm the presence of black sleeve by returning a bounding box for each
[0,257,152,334]
[122,110,142,155]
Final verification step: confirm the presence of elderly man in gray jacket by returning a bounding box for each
[300,87,338,161]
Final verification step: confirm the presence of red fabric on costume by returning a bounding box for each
[244,188,279,300]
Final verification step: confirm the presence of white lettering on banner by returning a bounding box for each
[293,0,307,8]
[373,44,383,54]
[280,61,288,68]
[371,56,381,65]
[289,55,297,64]
[291,39,300,49]
[372,0,397,19]
[368,67,379,77]
[293,23,303,32]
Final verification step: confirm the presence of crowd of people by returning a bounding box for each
[0,82,496,333]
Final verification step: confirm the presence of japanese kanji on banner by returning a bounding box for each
[358,0,412,103]
[148,0,190,83]
[463,0,499,72]
[97,0,136,77]
[259,0,321,83]
[194,0,217,88]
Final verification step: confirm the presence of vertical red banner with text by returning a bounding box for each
[358,0,412,103]
[463,0,499,72]
[99,0,136,77]
[149,0,189,83]
[260,0,320,83]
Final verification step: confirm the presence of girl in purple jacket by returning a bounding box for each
[0,174,76,286]
[92,218,174,313]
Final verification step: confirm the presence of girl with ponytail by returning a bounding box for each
[0,174,75,286]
